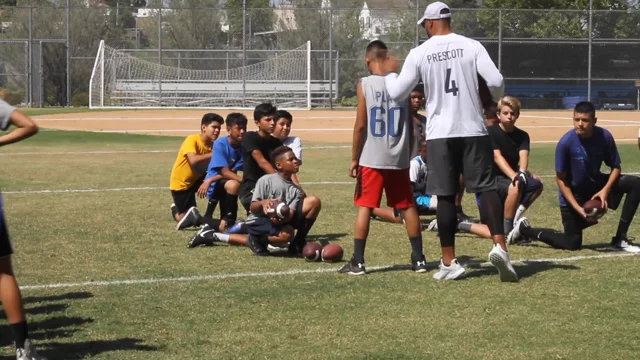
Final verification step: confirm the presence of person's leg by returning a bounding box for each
[0,198,44,358]
[173,183,203,230]
[610,175,640,250]
[238,180,255,216]
[464,136,517,282]
[514,176,544,223]
[457,221,493,239]
[386,168,427,272]
[289,195,321,254]
[501,178,521,236]
[340,166,383,275]
[515,207,584,250]
[221,179,241,228]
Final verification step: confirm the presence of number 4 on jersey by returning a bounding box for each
[445,68,459,96]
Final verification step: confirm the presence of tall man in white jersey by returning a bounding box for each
[382,1,518,282]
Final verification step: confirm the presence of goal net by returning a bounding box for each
[89,40,320,109]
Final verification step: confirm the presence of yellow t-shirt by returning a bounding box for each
[169,134,212,191]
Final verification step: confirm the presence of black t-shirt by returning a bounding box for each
[487,124,530,178]
[241,132,282,183]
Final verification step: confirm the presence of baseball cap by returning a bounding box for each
[417,1,452,25]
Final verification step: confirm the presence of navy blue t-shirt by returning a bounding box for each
[555,126,621,206]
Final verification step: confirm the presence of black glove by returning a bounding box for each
[512,170,528,187]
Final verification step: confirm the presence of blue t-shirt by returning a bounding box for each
[205,136,243,199]
[555,126,621,206]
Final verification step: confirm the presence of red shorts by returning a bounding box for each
[354,166,414,209]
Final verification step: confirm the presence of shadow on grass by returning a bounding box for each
[463,261,579,280]
[307,233,349,245]
[0,291,158,359]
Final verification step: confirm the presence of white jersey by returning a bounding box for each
[282,136,302,162]
[359,75,412,170]
[409,155,428,196]
[384,33,504,140]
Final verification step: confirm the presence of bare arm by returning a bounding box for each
[220,167,243,182]
[250,199,271,215]
[518,149,530,172]
[349,81,368,178]
[0,109,39,147]
[186,152,212,174]
[493,150,517,180]
[476,42,504,102]
[555,171,584,214]
[383,51,420,103]
[251,149,276,174]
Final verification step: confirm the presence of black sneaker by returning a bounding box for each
[187,225,217,248]
[338,258,366,275]
[247,234,270,256]
[457,211,472,223]
[175,206,202,231]
[411,254,428,273]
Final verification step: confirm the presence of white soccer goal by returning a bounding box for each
[89,40,334,110]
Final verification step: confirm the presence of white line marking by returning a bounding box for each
[520,115,640,124]
[0,146,351,156]
[19,252,639,290]
[4,174,640,195]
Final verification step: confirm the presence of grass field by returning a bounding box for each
[1,127,640,359]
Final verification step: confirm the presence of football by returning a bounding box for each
[266,199,290,220]
[583,198,607,219]
[321,243,344,263]
[302,242,323,262]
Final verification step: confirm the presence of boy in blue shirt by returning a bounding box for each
[201,113,246,231]
[510,101,640,252]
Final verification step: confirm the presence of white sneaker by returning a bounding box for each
[610,237,640,253]
[488,244,518,282]
[433,258,466,280]
[427,219,438,232]
[506,217,530,245]
[16,339,46,360]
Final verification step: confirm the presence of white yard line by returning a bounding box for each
[0,146,351,156]
[19,252,639,290]
[4,173,640,195]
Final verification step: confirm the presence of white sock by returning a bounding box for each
[514,204,527,222]
[214,233,230,243]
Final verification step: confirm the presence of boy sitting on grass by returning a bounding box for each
[244,146,322,256]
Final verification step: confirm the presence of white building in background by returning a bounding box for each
[358,0,412,40]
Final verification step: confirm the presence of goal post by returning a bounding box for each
[89,40,333,110]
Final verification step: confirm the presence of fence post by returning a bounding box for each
[498,9,502,72]
[587,0,593,102]
[66,0,71,107]
[329,8,333,108]
[28,6,33,107]
[242,0,247,107]
[158,7,163,104]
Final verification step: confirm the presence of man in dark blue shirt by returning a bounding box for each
[510,101,640,252]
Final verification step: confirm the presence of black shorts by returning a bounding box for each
[426,136,496,196]
[239,180,256,213]
[245,201,304,237]
[171,177,203,214]
[208,179,229,201]
[0,195,14,258]
[496,175,543,204]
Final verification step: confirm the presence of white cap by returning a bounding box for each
[417,1,452,25]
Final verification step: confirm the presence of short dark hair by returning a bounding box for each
[366,40,388,60]
[412,83,424,94]
[574,101,596,118]
[254,103,277,121]
[271,145,294,167]
[225,113,248,128]
[276,110,293,123]
[201,113,224,126]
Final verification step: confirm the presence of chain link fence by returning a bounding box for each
[0,3,638,109]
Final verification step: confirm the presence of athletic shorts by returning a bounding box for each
[426,136,496,196]
[170,176,204,214]
[0,194,14,258]
[239,180,256,214]
[245,201,304,237]
[496,176,543,204]
[354,166,413,209]
[207,179,229,201]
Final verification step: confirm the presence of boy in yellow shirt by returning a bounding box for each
[170,113,223,230]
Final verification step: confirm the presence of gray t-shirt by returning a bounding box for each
[359,75,412,170]
[0,99,16,131]
[246,173,303,221]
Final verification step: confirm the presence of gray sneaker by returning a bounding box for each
[16,339,46,360]
[175,206,201,231]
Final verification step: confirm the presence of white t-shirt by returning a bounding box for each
[409,155,428,196]
[384,33,504,140]
[283,136,302,162]
[0,98,16,131]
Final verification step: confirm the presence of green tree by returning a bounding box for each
[226,0,274,48]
